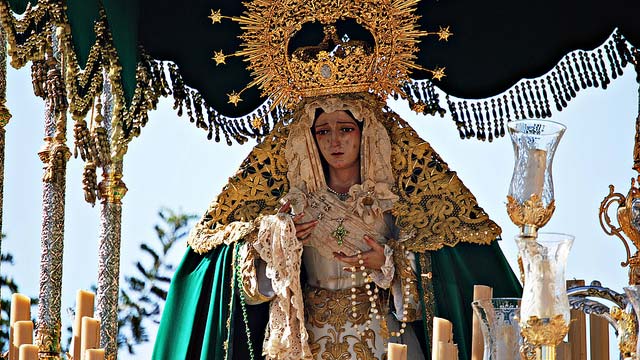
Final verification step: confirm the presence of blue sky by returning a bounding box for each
[2,61,637,358]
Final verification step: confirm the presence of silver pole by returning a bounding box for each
[96,69,127,360]
[36,44,69,359]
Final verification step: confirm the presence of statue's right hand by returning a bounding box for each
[278,201,317,244]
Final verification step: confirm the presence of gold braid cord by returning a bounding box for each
[0,1,168,157]
[188,99,499,254]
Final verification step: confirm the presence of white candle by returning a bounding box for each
[431,317,453,360]
[523,149,547,200]
[9,294,31,360]
[13,320,33,360]
[437,341,458,360]
[72,290,95,360]
[80,317,101,360]
[85,348,105,360]
[18,344,38,360]
[536,258,556,318]
[471,286,493,360]
[388,342,407,360]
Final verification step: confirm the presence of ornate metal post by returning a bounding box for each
[0,26,11,304]
[95,70,127,360]
[599,51,640,285]
[36,45,70,358]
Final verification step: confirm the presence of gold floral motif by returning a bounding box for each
[386,111,501,252]
[98,164,128,205]
[430,66,447,81]
[506,193,555,230]
[304,286,379,329]
[611,306,637,357]
[520,315,569,346]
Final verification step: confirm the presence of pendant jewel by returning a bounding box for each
[332,218,349,246]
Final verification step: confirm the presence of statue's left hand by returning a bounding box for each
[334,235,385,270]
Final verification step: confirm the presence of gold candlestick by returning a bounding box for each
[506,120,569,360]
[599,176,640,285]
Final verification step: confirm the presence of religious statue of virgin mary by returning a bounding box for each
[153,0,521,359]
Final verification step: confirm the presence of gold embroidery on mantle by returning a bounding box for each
[388,240,420,322]
[305,286,381,360]
[385,111,501,251]
[187,94,500,254]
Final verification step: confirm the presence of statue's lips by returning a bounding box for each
[331,152,344,156]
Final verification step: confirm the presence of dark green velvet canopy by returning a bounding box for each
[3,0,640,142]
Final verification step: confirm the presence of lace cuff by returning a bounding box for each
[369,244,395,289]
[237,242,275,305]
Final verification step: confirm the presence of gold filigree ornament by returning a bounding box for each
[520,314,569,347]
[506,193,555,233]
[600,176,640,285]
[611,305,637,358]
[211,0,449,108]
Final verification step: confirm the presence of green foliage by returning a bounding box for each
[0,234,37,354]
[0,249,18,353]
[1,208,194,356]
[116,208,196,354]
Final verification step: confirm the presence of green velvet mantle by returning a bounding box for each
[153,241,520,360]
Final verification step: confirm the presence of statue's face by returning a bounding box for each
[313,110,361,173]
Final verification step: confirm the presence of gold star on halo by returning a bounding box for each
[227,91,242,106]
[437,26,453,41]
[431,67,446,81]
[212,50,226,65]
[208,9,222,24]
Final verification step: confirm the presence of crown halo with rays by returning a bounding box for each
[210,0,451,114]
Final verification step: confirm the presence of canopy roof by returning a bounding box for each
[2,0,639,144]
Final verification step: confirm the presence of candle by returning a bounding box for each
[9,293,31,360]
[85,349,105,360]
[537,258,556,318]
[80,317,101,360]
[437,341,458,360]
[523,148,547,200]
[388,342,407,360]
[72,290,96,360]
[13,320,33,360]
[431,317,453,360]
[18,344,38,360]
[471,286,493,360]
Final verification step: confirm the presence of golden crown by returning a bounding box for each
[211,0,451,109]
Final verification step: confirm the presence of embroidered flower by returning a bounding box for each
[346,180,399,224]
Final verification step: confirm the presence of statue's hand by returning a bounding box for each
[278,201,317,244]
[334,235,385,270]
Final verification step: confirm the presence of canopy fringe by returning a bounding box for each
[418,30,636,142]
[0,2,636,147]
